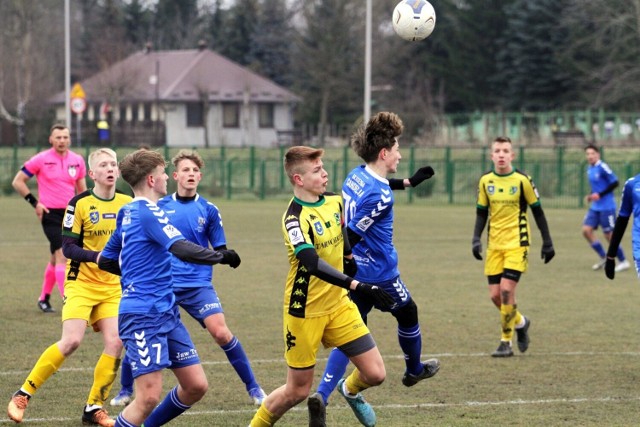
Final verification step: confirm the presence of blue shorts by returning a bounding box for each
[119,306,200,378]
[350,275,411,317]
[174,286,224,328]
[583,208,616,233]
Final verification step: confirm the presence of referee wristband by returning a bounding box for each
[25,193,38,208]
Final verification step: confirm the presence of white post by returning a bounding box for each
[65,0,71,129]
[364,0,372,125]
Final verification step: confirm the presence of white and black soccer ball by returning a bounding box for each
[392,0,436,42]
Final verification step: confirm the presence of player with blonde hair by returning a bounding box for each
[8,148,130,426]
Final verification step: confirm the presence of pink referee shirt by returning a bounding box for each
[22,148,86,209]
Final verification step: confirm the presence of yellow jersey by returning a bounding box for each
[282,193,350,318]
[62,189,132,286]
[476,169,541,250]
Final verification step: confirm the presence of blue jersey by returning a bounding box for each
[342,165,398,283]
[101,197,184,314]
[588,160,618,211]
[158,193,226,288]
[618,175,640,256]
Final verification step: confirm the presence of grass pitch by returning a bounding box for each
[1,197,639,426]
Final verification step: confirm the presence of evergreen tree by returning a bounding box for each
[153,0,204,50]
[494,0,572,111]
[246,0,295,87]
[122,0,154,48]
[217,0,259,65]
[562,0,640,110]
[294,0,364,139]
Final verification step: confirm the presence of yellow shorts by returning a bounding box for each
[283,301,370,369]
[62,281,121,327]
[485,246,529,276]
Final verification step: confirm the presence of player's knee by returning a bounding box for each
[211,327,233,346]
[392,299,418,327]
[58,337,82,356]
[284,383,312,406]
[366,369,386,386]
[490,294,501,308]
[138,394,162,413]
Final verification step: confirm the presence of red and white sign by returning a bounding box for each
[70,83,87,115]
[71,97,87,115]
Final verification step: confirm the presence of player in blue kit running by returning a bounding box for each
[97,149,241,427]
[312,112,440,425]
[110,150,265,412]
[583,144,629,272]
[605,173,640,279]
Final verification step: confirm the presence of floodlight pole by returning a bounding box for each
[364,0,372,125]
[64,0,71,129]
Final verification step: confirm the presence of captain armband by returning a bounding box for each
[25,193,38,208]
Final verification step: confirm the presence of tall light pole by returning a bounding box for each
[364,0,372,124]
[64,0,71,128]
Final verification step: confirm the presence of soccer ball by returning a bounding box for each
[392,0,436,42]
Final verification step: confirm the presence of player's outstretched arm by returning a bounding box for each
[604,215,630,280]
[296,248,395,309]
[170,239,241,268]
[531,205,555,263]
[472,207,488,260]
[389,166,435,190]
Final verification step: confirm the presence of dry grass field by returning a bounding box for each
[1,196,639,426]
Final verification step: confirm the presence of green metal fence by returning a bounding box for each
[3,145,640,208]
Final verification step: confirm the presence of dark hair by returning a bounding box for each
[351,112,403,163]
[584,143,599,153]
[119,149,166,189]
[493,136,512,144]
[50,123,68,133]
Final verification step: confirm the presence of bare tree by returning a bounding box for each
[0,1,58,144]
[562,0,640,109]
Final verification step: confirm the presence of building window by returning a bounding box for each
[118,105,127,124]
[187,102,204,127]
[223,103,240,128]
[143,103,152,122]
[258,103,274,128]
[131,103,139,123]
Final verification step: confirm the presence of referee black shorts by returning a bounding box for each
[41,208,65,254]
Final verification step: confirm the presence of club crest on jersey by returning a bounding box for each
[63,212,74,228]
[68,164,78,177]
[356,216,373,232]
[487,185,495,195]
[288,227,304,245]
[197,216,205,232]
[314,221,324,235]
[90,211,100,224]
[509,186,518,195]
[122,209,131,225]
[334,213,340,226]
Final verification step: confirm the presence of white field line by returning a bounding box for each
[3,352,640,424]
[3,351,640,377]
[1,396,640,424]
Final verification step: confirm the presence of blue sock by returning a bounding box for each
[120,355,134,394]
[617,246,626,262]
[143,386,189,427]
[591,241,606,258]
[317,348,349,405]
[115,413,137,427]
[398,324,423,375]
[221,336,259,391]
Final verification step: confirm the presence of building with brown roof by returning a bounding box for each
[49,44,301,147]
